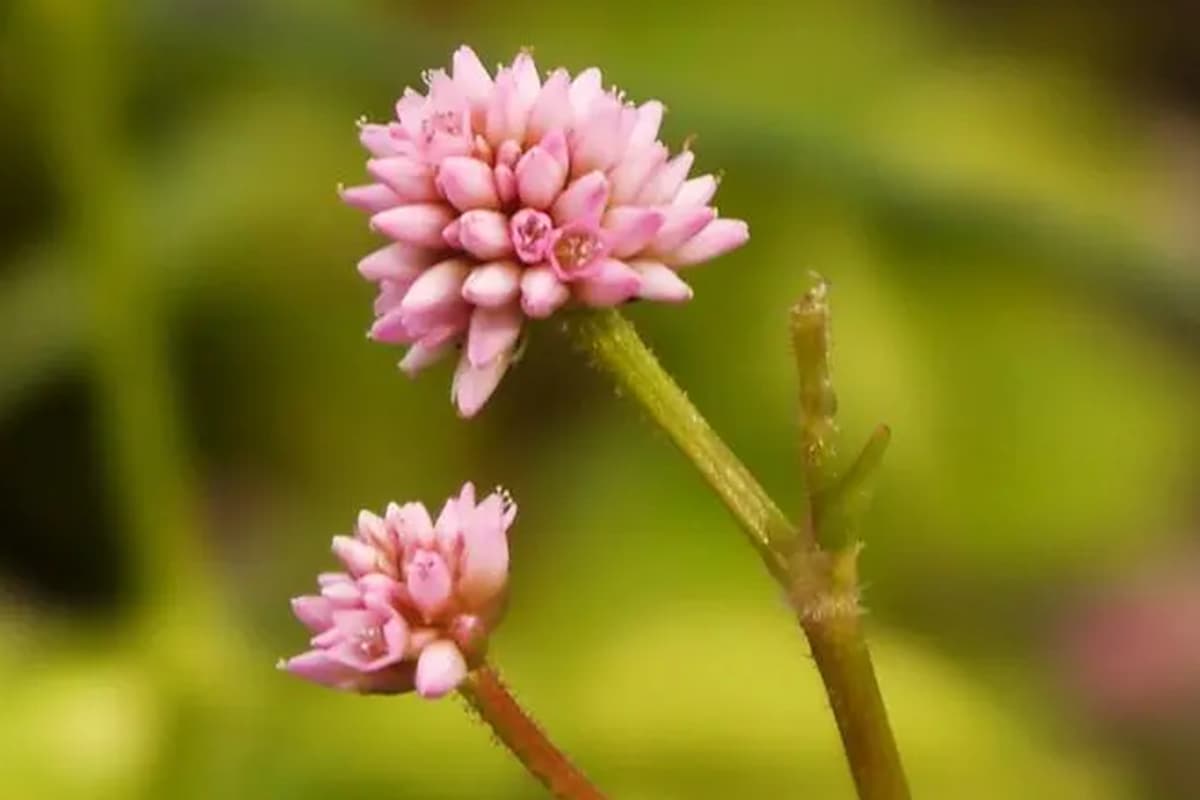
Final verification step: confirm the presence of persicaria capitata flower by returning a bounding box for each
[281,483,515,698]
[344,46,749,417]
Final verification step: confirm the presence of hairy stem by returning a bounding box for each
[460,665,606,800]
[802,612,909,800]
[564,309,798,583]
[565,308,909,800]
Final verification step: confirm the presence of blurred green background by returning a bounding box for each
[3,0,1199,797]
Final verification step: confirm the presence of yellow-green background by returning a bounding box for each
[2,1,1198,797]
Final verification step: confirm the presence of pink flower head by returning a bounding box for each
[345,46,749,417]
[281,482,515,698]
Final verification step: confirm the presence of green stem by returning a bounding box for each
[802,612,910,800]
[564,309,797,584]
[459,665,607,800]
[791,274,839,501]
[565,308,909,800]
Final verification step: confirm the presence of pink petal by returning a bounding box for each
[648,206,717,254]
[368,307,413,345]
[291,596,335,633]
[495,139,523,168]
[526,69,572,144]
[436,156,499,211]
[511,52,541,105]
[520,265,570,318]
[637,151,695,206]
[399,336,457,376]
[515,145,568,210]
[399,258,472,319]
[382,617,410,661]
[608,143,667,205]
[571,96,624,176]
[457,492,511,608]
[332,535,378,576]
[451,348,510,418]
[672,175,719,207]
[457,210,514,260]
[356,510,392,554]
[467,304,523,368]
[509,209,555,264]
[282,650,358,690]
[485,69,529,146]
[602,206,666,258]
[551,171,609,227]
[539,128,570,172]
[320,579,363,607]
[372,204,457,248]
[388,501,435,549]
[317,572,352,588]
[631,260,693,303]
[415,640,467,699]
[573,258,642,306]
[340,183,402,214]
[462,261,522,307]
[493,163,518,207]
[358,123,403,158]
[367,157,438,202]
[664,219,749,267]
[451,46,493,118]
[568,67,603,119]
[434,497,463,558]
[404,549,454,621]
[359,574,403,606]
[357,243,439,282]
[628,100,665,151]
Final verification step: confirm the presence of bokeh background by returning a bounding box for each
[3,1,1199,797]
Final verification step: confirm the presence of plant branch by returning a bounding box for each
[460,665,606,800]
[565,307,909,800]
[564,309,799,584]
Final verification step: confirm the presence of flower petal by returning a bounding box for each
[551,171,609,227]
[664,218,749,268]
[573,258,642,306]
[456,492,511,609]
[648,206,716,254]
[515,145,568,210]
[602,206,666,259]
[356,243,439,283]
[467,303,523,368]
[631,260,693,303]
[415,640,467,698]
[462,261,522,307]
[282,651,358,690]
[340,183,402,214]
[436,156,499,211]
[526,69,572,144]
[457,210,514,260]
[672,174,719,207]
[291,596,335,633]
[371,204,457,248]
[451,348,511,418]
[404,549,454,621]
[519,265,570,319]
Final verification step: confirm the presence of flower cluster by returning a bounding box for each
[281,483,514,698]
[344,46,749,417]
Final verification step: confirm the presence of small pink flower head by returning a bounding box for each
[345,46,749,417]
[281,482,516,698]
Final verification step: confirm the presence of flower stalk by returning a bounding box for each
[459,665,607,800]
[564,299,910,800]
